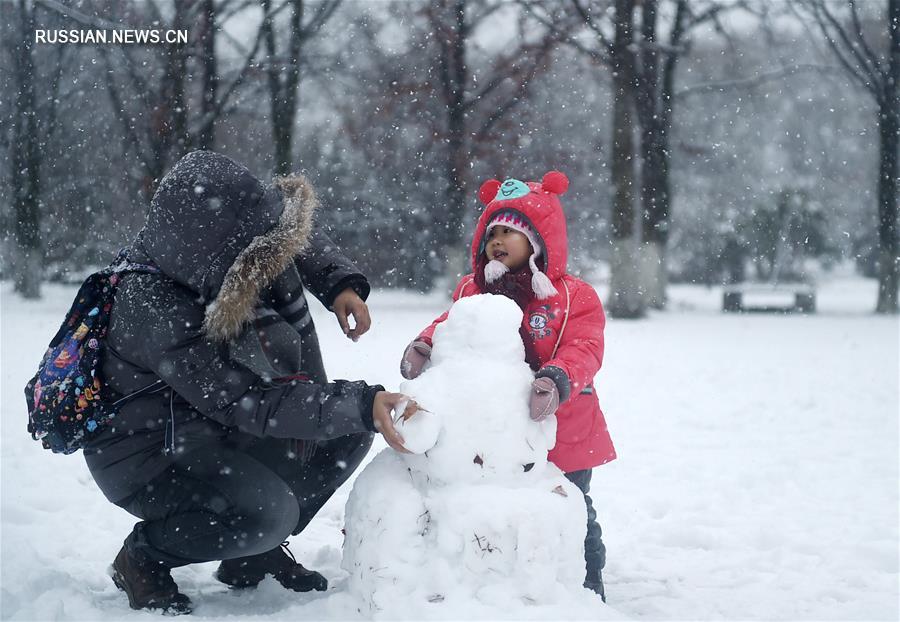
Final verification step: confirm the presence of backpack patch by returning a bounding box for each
[25,257,161,454]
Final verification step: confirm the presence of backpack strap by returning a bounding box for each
[107,248,161,276]
[106,250,168,418]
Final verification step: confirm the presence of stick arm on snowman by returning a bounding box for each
[390,398,442,454]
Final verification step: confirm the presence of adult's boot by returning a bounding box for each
[215,542,327,593]
[110,546,193,615]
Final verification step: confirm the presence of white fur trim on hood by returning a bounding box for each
[202,175,317,342]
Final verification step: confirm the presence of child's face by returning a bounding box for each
[485,226,532,272]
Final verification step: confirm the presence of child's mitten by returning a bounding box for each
[400,340,432,379]
[529,376,560,421]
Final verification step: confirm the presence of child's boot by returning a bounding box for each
[584,569,606,602]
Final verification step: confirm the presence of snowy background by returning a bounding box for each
[2,271,897,621]
[2,0,896,299]
[1,1,898,618]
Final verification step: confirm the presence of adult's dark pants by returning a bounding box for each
[115,432,373,568]
[565,469,606,584]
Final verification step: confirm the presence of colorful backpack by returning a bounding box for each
[25,252,164,454]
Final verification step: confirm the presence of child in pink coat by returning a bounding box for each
[400,172,615,600]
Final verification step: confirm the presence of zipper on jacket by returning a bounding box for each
[110,378,165,408]
[164,390,176,455]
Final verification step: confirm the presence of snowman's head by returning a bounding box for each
[430,294,525,366]
[399,294,557,486]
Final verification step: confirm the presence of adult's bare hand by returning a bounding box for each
[332,288,371,342]
[372,392,418,453]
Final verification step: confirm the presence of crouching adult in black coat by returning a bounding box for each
[85,151,411,614]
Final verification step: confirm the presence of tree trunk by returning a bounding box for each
[12,252,43,299]
[636,0,686,309]
[635,0,661,309]
[145,2,190,191]
[440,0,470,289]
[875,0,899,314]
[443,123,470,290]
[442,93,468,285]
[11,0,42,299]
[874,99,899,313]
[272,101,295,176]
[167,2,190,156]
[607,0,644,318]
[638,239,666,307]
[637,117,670,308]
[197,0,218,151]
[444,109,467,245]
[266,0,305,176]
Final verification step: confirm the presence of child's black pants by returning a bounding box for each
[565,469,607,585]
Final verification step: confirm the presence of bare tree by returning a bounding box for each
[527,0,747,315]
[89,0,270,199]
[319,1,567,289]
[85,1,190,197]
[635,0,758,308]
[196,0,218,150]
[793,0,898,313]
[419,0,565,281]
[521,0,645,316]
[258,0,342,175]
[2,0,68,298]
[633,0,691,309]
[607,0,645,317]
[7,0,43,298]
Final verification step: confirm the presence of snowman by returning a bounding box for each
[341,294,605,617]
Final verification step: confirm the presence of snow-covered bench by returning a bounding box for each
[722,282,816,313]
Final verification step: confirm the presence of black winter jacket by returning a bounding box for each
[84,151,381,503]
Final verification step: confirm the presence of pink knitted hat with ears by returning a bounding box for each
[476,171,570,299]
[483,211,558,299]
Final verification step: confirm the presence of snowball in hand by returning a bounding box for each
[393,400,441,454]
[342,295,603,617]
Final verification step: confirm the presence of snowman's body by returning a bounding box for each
[342,295,594,614]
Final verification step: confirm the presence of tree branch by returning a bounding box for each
[474,36,556,141]
[788,0,880,97]
[571,0,614,49]
[815,0,884,90]
[519,0,611,65]
[302,0,342,39]
[674,62,844,99]
[192,10,269,142]
[848,0,887,82]
[98,47,151,175]
[33,0,130,29]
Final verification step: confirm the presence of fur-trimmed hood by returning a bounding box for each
[135,150,317,342]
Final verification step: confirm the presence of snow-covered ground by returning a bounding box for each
[1,275,897,621]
